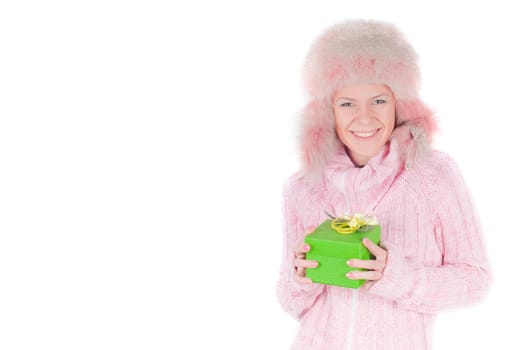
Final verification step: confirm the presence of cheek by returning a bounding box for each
[333,111,348,143]
[381,107,396,131]
[334,112,350,136]
[334,109,351,125]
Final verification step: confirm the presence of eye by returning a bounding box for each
[373,99,386,105]
[340,102,353,107]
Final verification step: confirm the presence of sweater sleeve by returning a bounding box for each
[276,175,325,319]
[367,153,493,314]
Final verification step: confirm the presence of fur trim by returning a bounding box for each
[394,99,438,168]
[302,19,420,101]
[298,98,340,183]
[298,20,438,182]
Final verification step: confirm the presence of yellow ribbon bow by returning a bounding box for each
[329,213,379,235]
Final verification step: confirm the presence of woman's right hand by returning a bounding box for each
[293,238,319,284]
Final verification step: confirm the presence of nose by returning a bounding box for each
[355,104,374,123]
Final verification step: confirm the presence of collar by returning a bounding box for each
[323,139,405,215]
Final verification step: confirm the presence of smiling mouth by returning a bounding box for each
[350,129,380,138]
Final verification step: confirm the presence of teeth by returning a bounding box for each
[352,130,377,138]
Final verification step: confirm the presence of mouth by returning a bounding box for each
[350,129,380,139]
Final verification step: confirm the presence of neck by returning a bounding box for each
[345,147,368,168]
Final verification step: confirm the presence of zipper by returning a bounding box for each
[338,170,357,350]
[339,170,350,216]
[348,289,358,349]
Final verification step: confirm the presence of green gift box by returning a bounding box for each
[305,219,381,289]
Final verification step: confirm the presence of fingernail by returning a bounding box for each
[304,244,310,251]
[347,260,355,266]
[346,272,355,278]
[308,261,318,268]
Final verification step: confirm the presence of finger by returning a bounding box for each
[293,274,313,284]
[295,242,311,255]
[362,281,375,290]
[346,270,383,281]
[295,265,305,277]
[294,252,305,260]
[362,238,387,261]
[294,258,318,269]
[347,259,383,270]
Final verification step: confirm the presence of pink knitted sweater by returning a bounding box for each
[277,139,492,349]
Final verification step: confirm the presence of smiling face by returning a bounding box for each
[333,84,396,166]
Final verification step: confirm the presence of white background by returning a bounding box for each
[1,1,526,349]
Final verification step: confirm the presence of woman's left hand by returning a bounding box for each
[346,238,388,289]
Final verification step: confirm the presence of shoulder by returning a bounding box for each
[417,149,462,178]
[405,149,467,197]
[282,171,328,211]
[282,171,304,197]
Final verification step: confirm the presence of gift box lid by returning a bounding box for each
[305,219,381,259]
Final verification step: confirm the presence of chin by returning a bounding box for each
[347,143,383,157]
[345,142,384,163]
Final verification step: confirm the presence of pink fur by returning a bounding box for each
[298,20,437,182]
[299,100,339,183]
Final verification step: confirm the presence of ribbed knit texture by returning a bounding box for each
[277,140,492,350]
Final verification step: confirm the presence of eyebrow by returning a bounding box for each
[336,94,390,101]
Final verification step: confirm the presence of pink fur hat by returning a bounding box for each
[299,19,437,181]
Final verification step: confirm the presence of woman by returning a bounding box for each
[277,19,492,349]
